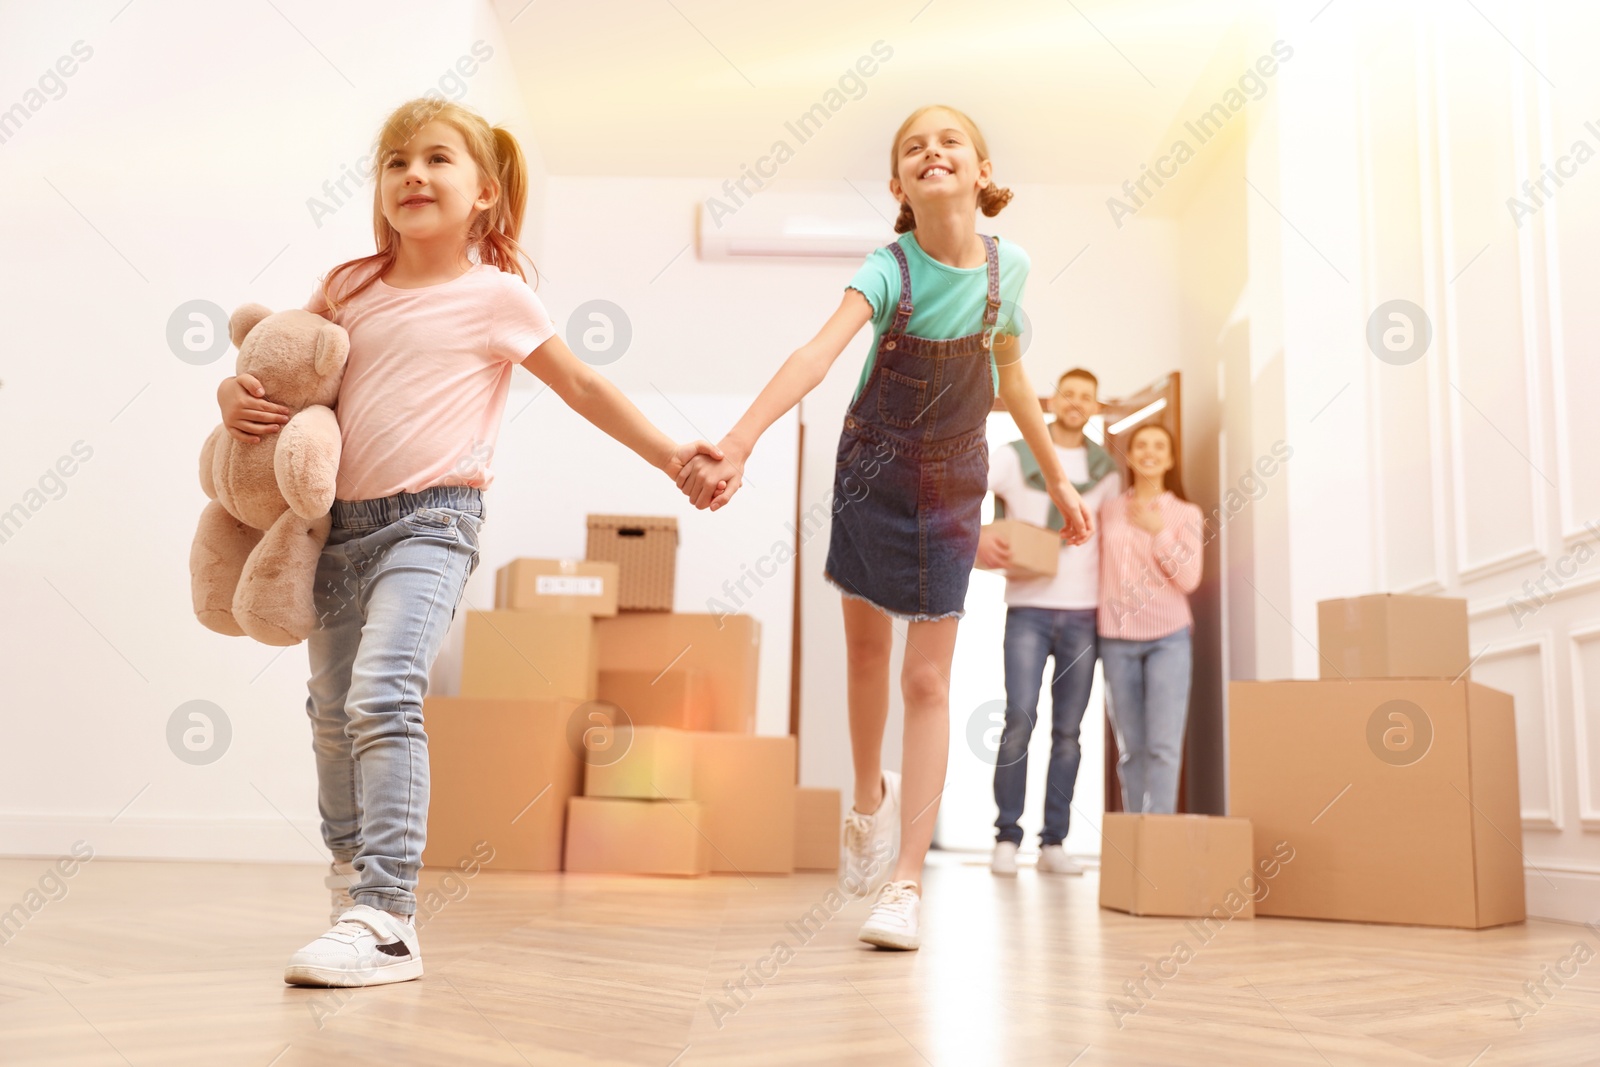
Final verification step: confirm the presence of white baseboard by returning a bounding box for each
[0,815,330,865]
[1525,866,1600,925]
[4,820,1597,926]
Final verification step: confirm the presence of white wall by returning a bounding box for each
[1236,1,1600,923]
[0,1,1187,863]
[0,0,547,861]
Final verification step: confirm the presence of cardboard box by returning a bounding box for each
[564,797,709,876]
[1098,813,1258,919]
[690,733,796,874]
[597,668,713,731]
[794,787,841,871]
[978,519,1060,579]
[586,514,679,611]
[460,610,598,702]
[422,697,583,873]
[495,558,619,616]
[582,725,694,801]
[1229,679,1525,928]
[595,614,760,734]
[1317,594,1470,680]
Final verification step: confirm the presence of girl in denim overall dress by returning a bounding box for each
[217,98,721,988]
[678,105,1092,949]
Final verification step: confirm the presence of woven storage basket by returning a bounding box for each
[585,514,679,611]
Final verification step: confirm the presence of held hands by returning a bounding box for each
[219,373,293,444]
[1049,477,1095,546]
[676,438,748,511]
[665,440,728,492]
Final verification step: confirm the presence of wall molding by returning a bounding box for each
[1525,865,1600,925]
[1533,22,1593,551]
[1400,578,1447,597]
[1469,572,1600,621]
[1476,633,1563,831]
[1440,43,1549,586]
[1508,50,1557,583]
[1568,623,1600,829]
[1564,523,1600,550]
[1414,22,1456,595]
[1357,54,1387,595]
[1459,544,1548,585]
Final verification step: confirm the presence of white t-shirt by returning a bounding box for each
[987,442,1122,611]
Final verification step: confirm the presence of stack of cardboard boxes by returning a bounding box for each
[423,515,841,878]
[1229,594,1526,929]
[422,556,616,874]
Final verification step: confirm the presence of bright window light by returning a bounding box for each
[1107,398,1167,436]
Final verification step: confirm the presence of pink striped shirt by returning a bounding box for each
[1097,489,1203,640]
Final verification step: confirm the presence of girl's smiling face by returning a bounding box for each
[379,119,494,244]
[889,108,991,218]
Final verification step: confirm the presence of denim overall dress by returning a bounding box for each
[823,234,1002,622]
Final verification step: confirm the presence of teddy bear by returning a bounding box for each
[189,303,347,646]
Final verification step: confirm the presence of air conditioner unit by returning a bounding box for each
[696,190,895,260]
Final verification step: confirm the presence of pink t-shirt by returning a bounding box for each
[1097,489,1204,640]
[305,261,556,500]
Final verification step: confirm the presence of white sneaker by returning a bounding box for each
[284,904,423,987]
[991,840,1019,876]
[325,860,358,925]
[840,769,901,899]
[1037,844,1085,875]
[858,880,921,950]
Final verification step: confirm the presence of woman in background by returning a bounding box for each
[1096,423,1201,814]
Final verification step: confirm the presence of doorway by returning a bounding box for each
[935,371,1188,860]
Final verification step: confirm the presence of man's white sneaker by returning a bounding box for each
[1037,844,1085,875]
[284,904,422,987]
[858,880,921,950]
[991,840,1019,876]
[840,769,901,900]
[325,860,358,926]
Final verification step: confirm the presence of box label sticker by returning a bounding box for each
[537,575,605,597]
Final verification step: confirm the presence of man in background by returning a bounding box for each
[978,368,1121,875]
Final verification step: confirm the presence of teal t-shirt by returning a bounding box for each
[845,231,1031,404]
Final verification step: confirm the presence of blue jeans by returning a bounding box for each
[304,486,483,917]
[993,607,1098,846]
[1099,627,1192,815]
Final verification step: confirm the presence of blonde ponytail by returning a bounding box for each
[320,99,539,311]
[476,125,531,281]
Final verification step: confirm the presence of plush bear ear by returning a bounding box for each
[314,322,350,378]
[230,304,273,349]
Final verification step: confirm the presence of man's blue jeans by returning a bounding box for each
[993,606,1099,846]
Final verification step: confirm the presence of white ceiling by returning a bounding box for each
[492,0,1266,183]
